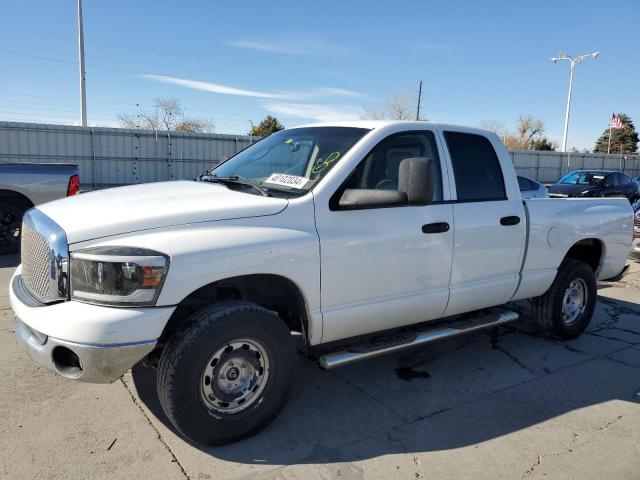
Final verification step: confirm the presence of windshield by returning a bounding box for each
[210,127,370,194]
[559,172,606,186]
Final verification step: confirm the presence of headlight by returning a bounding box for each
[70,247,169,306]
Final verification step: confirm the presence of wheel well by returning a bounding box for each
[563,238,603,272]
[0,189,33,209]
[160,274,310,344]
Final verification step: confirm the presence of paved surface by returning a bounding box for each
[1,254,639,479]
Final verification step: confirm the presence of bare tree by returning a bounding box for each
[479,116,557,151]
[361,90,416,121]
[498,115,556,150]
[118,98,214,133]
[388,90,415,120]
[360,105,386,120]
[515,115,544,147]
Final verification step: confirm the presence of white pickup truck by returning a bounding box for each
[10,121,633,445]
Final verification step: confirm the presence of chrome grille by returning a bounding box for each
[20,210,69,304]
[21,223,52,301]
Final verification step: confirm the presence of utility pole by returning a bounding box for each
[415,80,423,121]
[77,0,87,127]
[550,51,599,152]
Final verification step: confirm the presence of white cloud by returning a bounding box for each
[313,87,363,98]
[263,103,365,122]
[140,74,289,99]
[226,40,300,55]
[227,37,352,57]
[140,74,363,101]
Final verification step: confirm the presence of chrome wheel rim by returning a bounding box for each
[200,338,270,414]
[562,278,587,326]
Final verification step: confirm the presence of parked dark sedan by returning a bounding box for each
[548,170,640,203]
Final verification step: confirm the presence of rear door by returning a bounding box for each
[439,129,526,316]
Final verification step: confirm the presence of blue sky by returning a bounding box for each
[1,0,638,150]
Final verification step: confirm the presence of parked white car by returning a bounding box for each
[10,121,633,445]
[517,175,548,199]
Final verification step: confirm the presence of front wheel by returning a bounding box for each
[531,259,597,340]
[157,301,296,445]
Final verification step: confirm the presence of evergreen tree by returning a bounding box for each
[594,113,639,154]
[249,116,285,137]
[531,138,557,151]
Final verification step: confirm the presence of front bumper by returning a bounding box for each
[14,316,155,383]
[10,267,175,383]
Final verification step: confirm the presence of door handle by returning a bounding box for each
[422,222,450,234]
[500,216,520,226]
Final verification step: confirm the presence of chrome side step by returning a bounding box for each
[318,309,519,369]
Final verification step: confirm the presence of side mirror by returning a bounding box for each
[398,157,435,204]
[338,189,407,208]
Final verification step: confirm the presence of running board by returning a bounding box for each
[318,309,519,369]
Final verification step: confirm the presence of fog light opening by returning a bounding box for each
[52,346,83,378]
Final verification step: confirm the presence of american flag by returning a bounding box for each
[610,114,625,130]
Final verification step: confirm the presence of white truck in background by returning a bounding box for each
[9,121,633,445]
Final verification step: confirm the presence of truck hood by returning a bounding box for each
[37,181,288,244]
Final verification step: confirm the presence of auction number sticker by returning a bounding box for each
[265,173,309,189]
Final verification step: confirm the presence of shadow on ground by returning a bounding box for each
[131,297,640,466]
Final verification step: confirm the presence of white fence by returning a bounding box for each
[1,121,639,186]
[510,150,640,183]
[0,121,256,186]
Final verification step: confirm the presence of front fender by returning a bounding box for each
[70,209,322,341]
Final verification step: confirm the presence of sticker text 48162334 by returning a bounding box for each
[265,173,309,189]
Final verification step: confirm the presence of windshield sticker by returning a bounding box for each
[265,173,309,189]
[284,138,294,144]
[311,151,341,174]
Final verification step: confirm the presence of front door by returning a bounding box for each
[314,130,454,343]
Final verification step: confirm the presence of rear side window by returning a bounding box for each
[517,176,537,192]
[444,132,506,201]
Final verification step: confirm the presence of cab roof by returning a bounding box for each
[291,120,495,136]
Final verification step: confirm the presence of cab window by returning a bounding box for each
[340,131,443,202]
[444,132,506,201]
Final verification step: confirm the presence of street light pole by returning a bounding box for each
[561,62,575,154]
[77,0,87,127]
[551,51,599,152]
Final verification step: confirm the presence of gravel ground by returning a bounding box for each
[1,254,639,479]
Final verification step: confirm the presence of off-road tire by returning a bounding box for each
[157,301,296,445]
[531,259,597,340]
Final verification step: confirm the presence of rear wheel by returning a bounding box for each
[157,301,296,445]
[531,259,597,339]
[0,200,27,255]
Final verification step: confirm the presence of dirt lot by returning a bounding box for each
[1,255,639,479]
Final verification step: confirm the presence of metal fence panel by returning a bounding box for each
[1,121,639,187]
[0,121,256,187]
